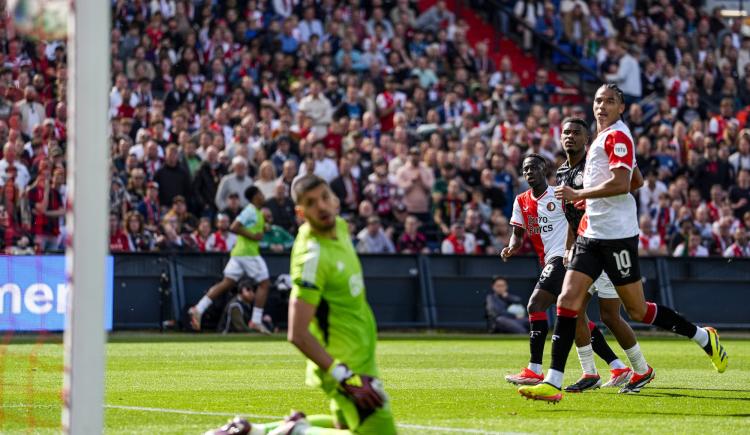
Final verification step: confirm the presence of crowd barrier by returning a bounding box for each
[107,254,749,331]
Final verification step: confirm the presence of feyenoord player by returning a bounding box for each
[519,84,728,403]
[502,154,628,387]
[206,175,396,435]
[557,117,648,392]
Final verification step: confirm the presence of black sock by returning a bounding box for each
[590,325,618,365]
[529,319,549,366]
[651,304,698,339]
[549,309,578,373]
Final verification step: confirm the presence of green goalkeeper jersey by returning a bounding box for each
[290,216,378,391]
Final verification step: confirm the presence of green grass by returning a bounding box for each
[1,334,749,434]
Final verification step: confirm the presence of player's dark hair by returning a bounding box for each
[599,83,625,105]
[525,153,547,167]
[291,174,328,204]
[561,117,589,134]
[244,185,262,202]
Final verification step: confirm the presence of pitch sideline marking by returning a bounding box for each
[2,404,532,434]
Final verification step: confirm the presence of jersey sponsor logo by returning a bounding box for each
[546,202,556,212]
[526,216,554,235]
[614,143,628,157]
[349,273,364,297]
[574,173,583,187]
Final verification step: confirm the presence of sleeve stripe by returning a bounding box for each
[301,240,320,284]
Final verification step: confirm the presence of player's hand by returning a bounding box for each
[554,185,579,201]
[500,246,516,262]
[574,199,586,210]
[329,362,385,410]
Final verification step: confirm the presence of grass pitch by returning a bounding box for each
[0,334,748,434]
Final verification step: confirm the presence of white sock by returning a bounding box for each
[195,296,212,314]
[527,362,543,375]
[691,327,709,348]
[545,369,564,389]
[576,345,598,376]
[251,307,264,324]
[624,344,649,375]
[609,359,627,370]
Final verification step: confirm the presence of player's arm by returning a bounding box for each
[229,220,264,240]
[287,297,334,370]
[564,224,575,266]
[500,225,524,261]
[630,166,644,192]
[555,167,631,201]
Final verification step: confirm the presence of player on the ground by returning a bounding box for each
[502,154,628,388]
[519,84,728,403]
[189,186,273,334]
[557,117,648,392]
[205,175,397,435]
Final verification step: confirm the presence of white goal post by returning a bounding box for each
[62,0,110,433]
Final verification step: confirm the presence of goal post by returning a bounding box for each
[61,0,110,433]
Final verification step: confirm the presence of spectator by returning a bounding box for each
[299,141,338,183]
[356,216,395,254]
[638,214,666,256]
[416,0,455,34]
[205,213,237,253]
[299,80,333,139]
[724,226,750,257]
[109,212,130,252]
[485,276,528,334]
[673,228,709,257]
[15,86,45,137]
[331,155,361,216]
[0,142,31,189]
[605,43,642,102]
[434,179,465,235]
[27,167,63,251]
[254,161,278,201]
[396,214,429,254]
[124,211,155,252]
[695,142,733,200]
[192,146,226,216]
[729,132,750,173]
[396,147,434,221]
[154,143,191,207]
[215,156,254,211]
[192,217,213,252]
[729,169,750,220]
[465,209,493,255]
[170,195,198,234]
[156,212,197,252]
[259,208,294,253]
[441,222,476,254]
[137,181,162,233]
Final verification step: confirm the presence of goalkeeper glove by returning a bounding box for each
[329,360,385,410]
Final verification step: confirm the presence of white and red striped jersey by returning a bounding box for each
[510,185,567,264]
[579,120,640,239]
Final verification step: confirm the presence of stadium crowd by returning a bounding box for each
[0,0,749,259]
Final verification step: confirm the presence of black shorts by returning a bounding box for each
[534,256,565,296]
[569,236,641,286]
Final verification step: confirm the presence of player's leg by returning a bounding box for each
[604,237,727,390]
[519,237,603,402]
[205,413,352,435]
[189,258,241,330]
[592,275,637,387]
[566,292,604,392]
[504,287,556,385]
[328,391,397,435]
[246,256,272,334]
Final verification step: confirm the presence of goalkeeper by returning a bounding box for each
[206,175,397,435]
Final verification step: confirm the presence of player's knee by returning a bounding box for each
[527,300,543,313]
[623,303,646,322]
[556,292,580,312]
